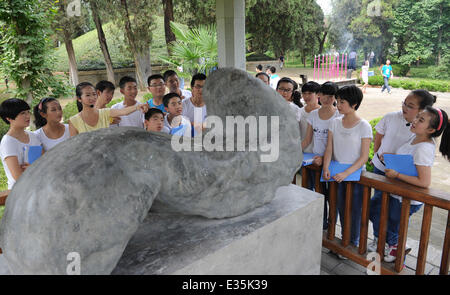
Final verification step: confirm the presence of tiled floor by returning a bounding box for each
[320,239,447,275]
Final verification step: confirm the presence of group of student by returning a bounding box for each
[1,67,450,266]
[277,77,450,265]
[0,70,208,190]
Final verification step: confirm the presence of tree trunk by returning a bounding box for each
[436,2,443,66]
[63,29,79,86]
[162,0,176,55]
[120,0,151,90]
[91,0,116,85]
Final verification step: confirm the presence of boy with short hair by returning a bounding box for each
[111,76,144,128]
[95,80,115,109]
[147,74,166,113]
[163,93,192,138]
[95,80,120,125]
[163,70,192,100]
[268,66,280,90]
[144,108,169,133]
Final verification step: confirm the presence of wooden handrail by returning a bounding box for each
[301,164,450,275]
[0,190,9,206]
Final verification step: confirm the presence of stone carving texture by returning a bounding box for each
[0,68,302,274]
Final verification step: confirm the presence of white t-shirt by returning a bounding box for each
[289,102,302,122]
[329,117,373,167]
[372,111,415,172]
[181,89,192,101]
[34,124,70,151]
[182,98,207,124]
[307,109,341,156]
[0,131,42,189]
[164,114,192,138]
[392,137,435,205]
[110,101,144,128]
[270,74,280,90]
[299,107,314,153]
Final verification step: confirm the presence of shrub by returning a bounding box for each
[368,75,384,86]
[62,100,79,123]
[391,64,410,77]
[0,119,9,141]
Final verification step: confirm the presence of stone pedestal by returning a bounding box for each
[112,184,323,275]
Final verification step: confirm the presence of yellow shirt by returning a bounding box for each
[70,108,111,134]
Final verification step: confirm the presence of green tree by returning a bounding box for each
[390,0,449,67]
[108,0,160,90]
[159,22,218,77]
[246,0,324,58]
[0,0,72,104]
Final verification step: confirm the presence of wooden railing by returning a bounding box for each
[301,164,450,275]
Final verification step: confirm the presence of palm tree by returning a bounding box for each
[159,22,218,78]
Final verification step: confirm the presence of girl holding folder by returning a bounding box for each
[322,85,373,246]
[371,106,450,263]
[368,89,436,256]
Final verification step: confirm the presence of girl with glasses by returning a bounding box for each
[368,89,436,253]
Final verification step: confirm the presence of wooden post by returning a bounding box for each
[440,211,450,275]
[342,182,353,247]
[378,192,390,260]
[359,186,371,254]
[416,204,433,275]
[327,182,337,241]
[395,199,411,272]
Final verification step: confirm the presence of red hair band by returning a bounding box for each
[436,108,443,131]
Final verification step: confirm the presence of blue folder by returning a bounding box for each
[384,154,418,177]
[27,145,42,164]
[320,160,363,182]
[302,153,316,166]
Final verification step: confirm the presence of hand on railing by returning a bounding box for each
[313,156,323,166]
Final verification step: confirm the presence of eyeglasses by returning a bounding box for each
[402,100,419,111]
[277,88,293,93]
[193,85,203,89]
[150,83,165,88]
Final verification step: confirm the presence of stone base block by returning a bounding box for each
[112,184,323,275]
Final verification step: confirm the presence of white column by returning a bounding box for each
[216,0,246,70]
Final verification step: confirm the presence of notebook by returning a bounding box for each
[320,160,363,182]
[302,153,316,166]
[26,145,42,164]
[384,154,418,177]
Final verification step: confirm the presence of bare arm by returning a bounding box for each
[322,130,334,180]
[301,123,313,150]
[385,165,431,188]
[373,132,384,154]
[69,121,79,137]
[4,156,24,181]
[109,104,149,118]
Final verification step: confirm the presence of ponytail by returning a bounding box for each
[277,77,303,107]
[412,89,436,110]
[425,106,450,160]
[33,97,57,128]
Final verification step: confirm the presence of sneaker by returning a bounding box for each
[336,253,348,260]
[384,244,398,262]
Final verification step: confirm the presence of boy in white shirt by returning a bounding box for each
[163,93,192,138]
[182,73,207,135]
[323,85,373,247]
[163,70,192,101]
[111,76,144,128]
